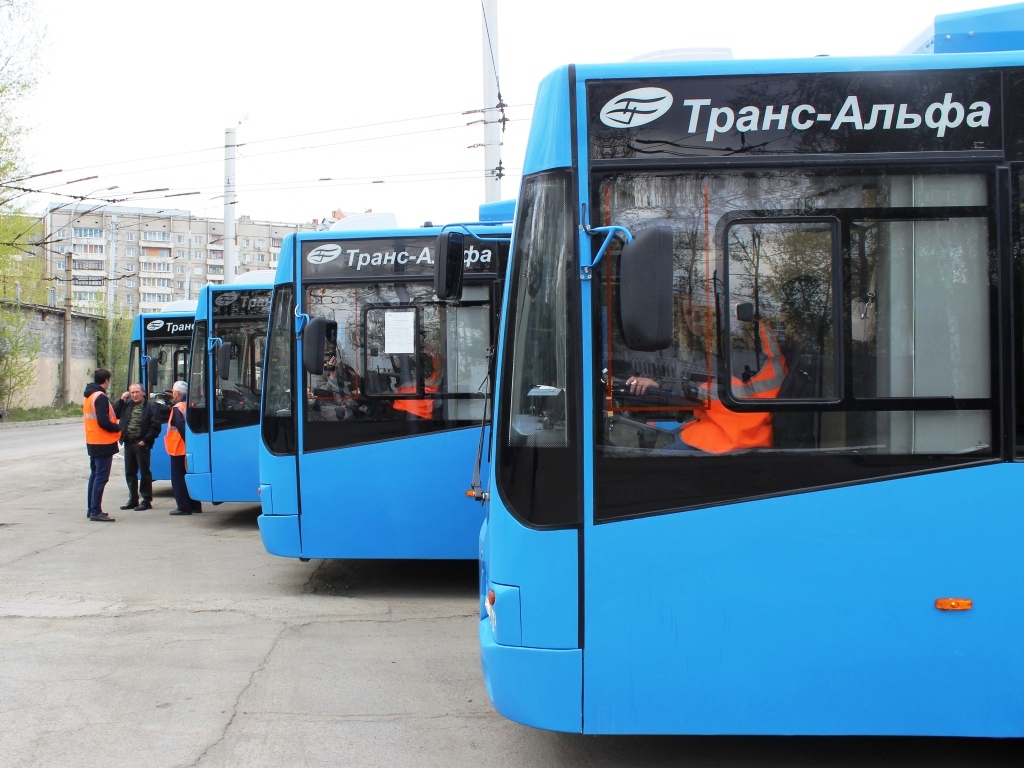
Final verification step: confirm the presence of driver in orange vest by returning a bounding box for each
[393,347,443,420]
[83,368,121,522]
[628,309,786,454]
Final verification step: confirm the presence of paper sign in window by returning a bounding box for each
[384,311,415,355]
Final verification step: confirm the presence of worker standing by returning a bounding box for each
[165,380,202,516]
[83,368,121,522]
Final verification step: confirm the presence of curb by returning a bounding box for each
[0,417,81,430]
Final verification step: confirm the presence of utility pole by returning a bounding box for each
[481,0,502,203]
[63,214,73,404]
[106,214,118,366]
[186,215,193,299]
[224,127,237,284]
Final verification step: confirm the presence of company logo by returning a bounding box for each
[146,320,165,331]
[214,291,239,307]
[307,244,342,264]
[600,87,673,128]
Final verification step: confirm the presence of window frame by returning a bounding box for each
[716,206,995,414]
[495,169,583,529]
[589,165,1004,523]
[299,276,498,454]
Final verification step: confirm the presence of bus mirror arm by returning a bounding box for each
[302,317,328,376]
[619,226,674,351]
[581,224,633,280]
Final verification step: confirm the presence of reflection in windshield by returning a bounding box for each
[212,319,266,430]
[146,340,189,412]
[301,280,491,452]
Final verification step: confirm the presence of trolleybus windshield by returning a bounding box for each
[280,234,507,453]
[187,289,270,434]
[142,315,193,413]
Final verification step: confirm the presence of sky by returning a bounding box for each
[13,0,1009,228]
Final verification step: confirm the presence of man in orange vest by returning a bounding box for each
[166,380,202,515]
[83,368,121,522]
[627,309,786,454]
[392,347,442,420]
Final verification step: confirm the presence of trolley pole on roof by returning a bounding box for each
[482,0,502,203]
[223,127,238,285]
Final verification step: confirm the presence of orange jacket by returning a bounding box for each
[681,322,786,454]
[83,391,120,446]
[392,349,442,420]
[164,401,187,456]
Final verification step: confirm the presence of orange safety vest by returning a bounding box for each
[83,391,120,445]
[392,349,442,420]
[392,384,440,419]
[680,322,787,454]
[164,401,187,456]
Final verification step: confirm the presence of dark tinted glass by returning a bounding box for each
[262,285,297,455]
[594,170,996,522]
[187,321,208,434]
[302,280,493,452]
[496,171,581,528]
[213,319,266,431]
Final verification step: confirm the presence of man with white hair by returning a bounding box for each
[164,380,202,515]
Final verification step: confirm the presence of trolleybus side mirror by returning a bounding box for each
[146,357,158,390]
[618,225,674,351]
[736,302,755,322]
[301,317,337,376]
[217,341,233,381]
[434,231,465,301]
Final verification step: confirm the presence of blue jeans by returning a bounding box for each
[87,455,113,517]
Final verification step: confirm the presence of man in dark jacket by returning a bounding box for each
[83,368,121,522]
[113,382,161,511]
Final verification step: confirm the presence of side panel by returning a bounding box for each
[258,446,300,550]
[184,469,212,501]
[298,428,484,559]
[150,425,171,482]
[583,463,1024,735]
[258,511,301,557]
[522,67,573,175]
[480,619,582,732]
[210,423,261,503]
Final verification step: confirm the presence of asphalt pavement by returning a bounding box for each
[0,422,1022,767]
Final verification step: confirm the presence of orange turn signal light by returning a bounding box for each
[935,598,972,611]
[465,490,476,497]
[487,589,496,606]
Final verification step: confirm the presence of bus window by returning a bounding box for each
[127,340,141,389]
[187,321,209,434]
[303,280,490,452]
[147,341,190,412]
[262,285,297,455]
[212,319,265,430]
[496,171,580,527]
[595,170,994,520]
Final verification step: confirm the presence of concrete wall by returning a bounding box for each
[2,301,99,409]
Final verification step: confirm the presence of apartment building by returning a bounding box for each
[44,205,316,313]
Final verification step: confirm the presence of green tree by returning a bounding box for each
[0,304,40,412]
[96,313,134,397]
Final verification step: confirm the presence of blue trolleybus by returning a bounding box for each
[184,273,275,504]
[127,301,197,482]
[477,6,1024,735]
[258,215,512,560]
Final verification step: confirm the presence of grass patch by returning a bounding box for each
[1,403,82,422]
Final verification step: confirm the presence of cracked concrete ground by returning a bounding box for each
[2,424,1023,767]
